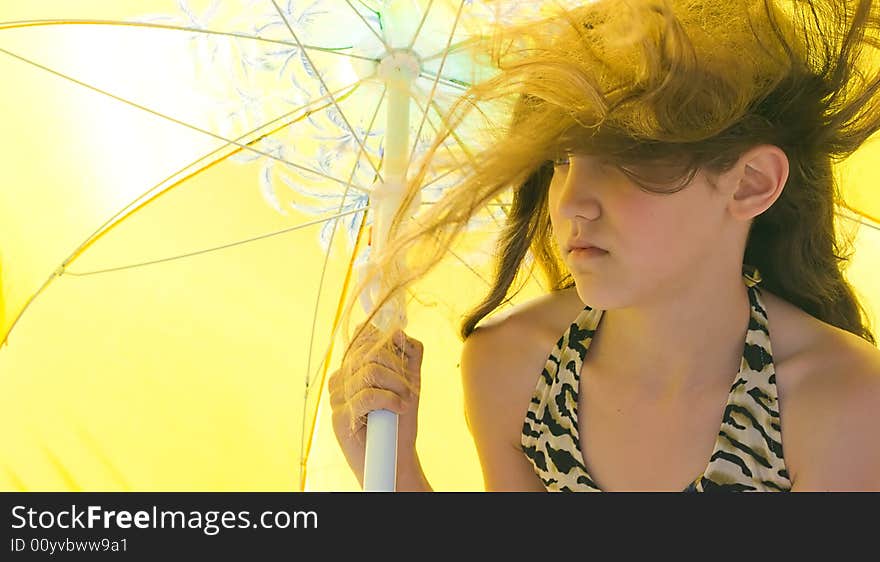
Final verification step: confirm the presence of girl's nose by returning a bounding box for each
[555,159,603,221]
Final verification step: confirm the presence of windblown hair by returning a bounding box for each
[340,0,880,380]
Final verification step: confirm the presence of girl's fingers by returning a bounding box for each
[342,388,409,439]
[331,325,422,435]
[343,361,411,403]
[346,331,412,371]
[348,387,409,424]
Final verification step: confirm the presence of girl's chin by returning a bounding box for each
[572,282,613,309]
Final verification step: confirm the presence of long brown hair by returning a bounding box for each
[341,0,879,376]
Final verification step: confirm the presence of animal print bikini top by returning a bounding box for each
[520,264,792,491]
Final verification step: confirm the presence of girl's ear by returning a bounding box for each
[725,144,790,222]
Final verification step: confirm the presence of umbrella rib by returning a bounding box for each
[344,0,390,52]
[406,0,436,52]
[446,240,493,286]
[836,206,880,231]
[413,93,478,166]
[417,71,470,92]
[428,98,477,162]
[0,19,381,64]
[0,46,370,195]
[861,218,880,232]
[417,166,466,195]
[409,94,473,183]
[300,192,373,491]
[1,466,27,491]
[406,0,467,176]
[410,88,483,188]
[421,37,474,63]
[405,213,494,287]
[271,0,384,184]
[63,206,369,277]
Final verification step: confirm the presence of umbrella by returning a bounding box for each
[0,0,560,492]
[1,0,878,493]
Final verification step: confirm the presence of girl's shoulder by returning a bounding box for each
[466,288,586,389]
[759,287,879,391]
[759,288,880,490]
[461,288,584,423]
[459,288,585,490]
[474,286,584,345]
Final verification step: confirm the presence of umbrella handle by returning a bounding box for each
[363,409,398,492]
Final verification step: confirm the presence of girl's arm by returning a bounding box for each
[461,323,548,492]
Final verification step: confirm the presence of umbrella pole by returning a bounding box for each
[362,50,420,492]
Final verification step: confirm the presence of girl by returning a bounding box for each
[328,0,880,491]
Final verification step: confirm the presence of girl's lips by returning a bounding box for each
[566,238,606,253]
[570,247,609,258]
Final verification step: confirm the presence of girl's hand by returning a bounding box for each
[328,321,424,488]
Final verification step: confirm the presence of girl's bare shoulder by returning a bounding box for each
[459,288,585,490]
[760,288,879,387]
[468,287,585,366]
[461,289,583,398]
[461,288,585,431]
[760,289,880,490]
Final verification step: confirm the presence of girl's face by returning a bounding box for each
[548,153,734,309]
